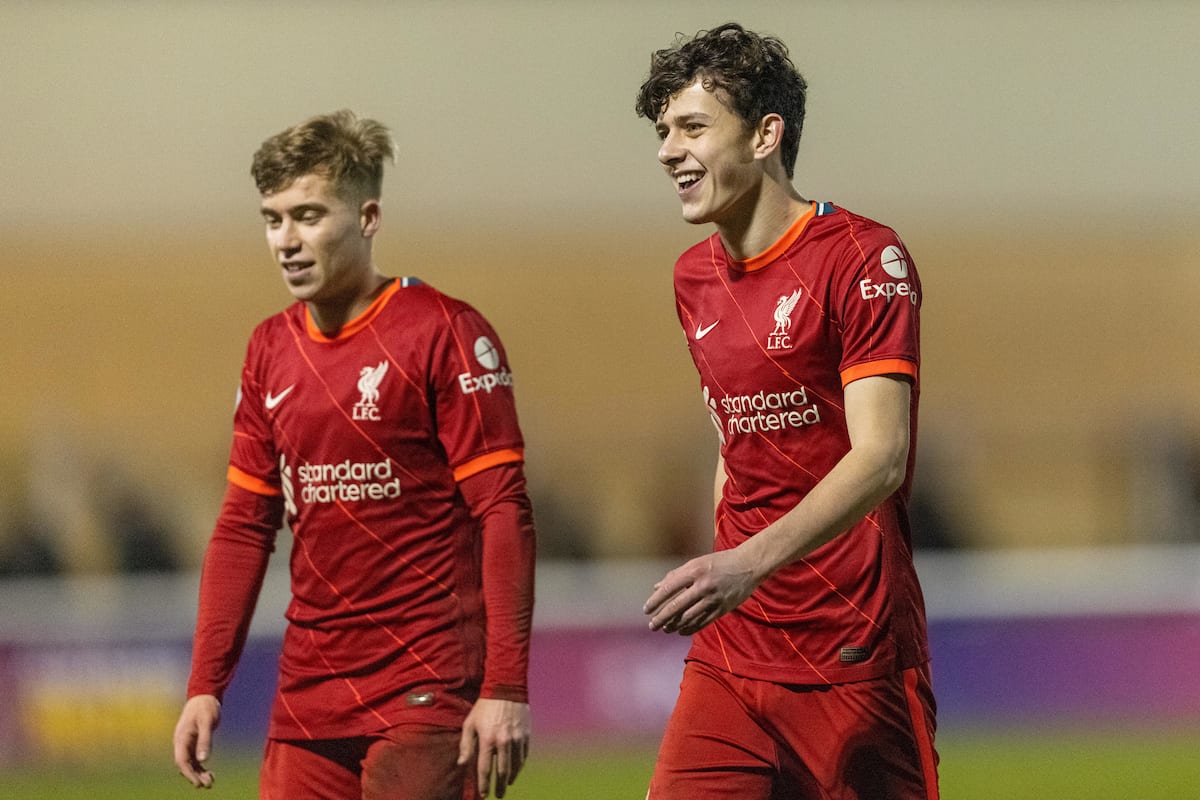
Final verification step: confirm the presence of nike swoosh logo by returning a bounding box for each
[695,320,720,340]
[264,385,295,410]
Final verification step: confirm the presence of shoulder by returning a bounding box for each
[380,278,495,338]
[389,277,466,311]
[809,203,906,254]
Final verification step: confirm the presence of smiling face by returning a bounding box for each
[259,173,381,321]
[655,80,764,229]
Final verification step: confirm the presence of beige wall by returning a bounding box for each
[2,2,1198,568]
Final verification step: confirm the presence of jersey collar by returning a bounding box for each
[730,202,819,273]
[304,278,401,342]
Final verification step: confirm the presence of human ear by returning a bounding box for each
[754,114,785,160]
[360,200,382,237]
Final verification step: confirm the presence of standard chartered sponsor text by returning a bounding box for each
[720,386,820,435]
[298,458,401,503]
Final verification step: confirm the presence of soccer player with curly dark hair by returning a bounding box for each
[636,24,939,799]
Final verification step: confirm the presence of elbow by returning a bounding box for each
[880,461,906,498]
[875,440,910,498]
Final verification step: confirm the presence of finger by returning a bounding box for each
[195,723,212,765]
[172,738,193,781]
[510,737,527,779]
[649,589,695,632]
[178,762,202,788]
[178,759,212,789]
[643,571,690,615]
[192,722,216,788]
[646,582,686,626]
[505,742,527,793]
[642,586,672,616]
[676,594,720,635]
[174,730,203,787]
[457,728,474,767]
[477,749,495,798]
[494,745,513,798]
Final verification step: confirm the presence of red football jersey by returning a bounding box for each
[219,278,526,739]
[675,202,930,685]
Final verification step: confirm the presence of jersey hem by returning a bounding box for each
[684,648,930,687]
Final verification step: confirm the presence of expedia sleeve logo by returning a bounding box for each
[457,336,514,395]
[858,244,918,306]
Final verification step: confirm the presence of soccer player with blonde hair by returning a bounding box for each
[172,110,535,799]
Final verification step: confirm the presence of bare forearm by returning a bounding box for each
[645,376,911,636]
[738,441,905,581]
[738,375,910,579]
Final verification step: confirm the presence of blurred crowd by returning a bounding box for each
[2,429,1197,577]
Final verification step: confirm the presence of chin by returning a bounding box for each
[681,208,714,226]
[283,281,319,302]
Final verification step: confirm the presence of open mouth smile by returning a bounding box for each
[674,171,704,195]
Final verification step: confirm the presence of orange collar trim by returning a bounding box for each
[305,279,401,342]
[731,202,817,273]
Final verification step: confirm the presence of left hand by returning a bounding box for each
[643,548,761,635]
[457,697,531,798]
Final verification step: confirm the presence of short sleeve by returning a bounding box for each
[226,330,283,496]
[834,228,921,387]
[430,307,525,481]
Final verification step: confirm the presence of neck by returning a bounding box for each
[716,179,808,261]
[308,270,390,336]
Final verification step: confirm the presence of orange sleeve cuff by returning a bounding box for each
[841,359,917,387]
[227,465,282,497]
[452,448,524,482]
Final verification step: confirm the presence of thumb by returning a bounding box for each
[196,723,213,763]
[457,718,476,766]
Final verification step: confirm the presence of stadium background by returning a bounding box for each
[1,1,1198,794]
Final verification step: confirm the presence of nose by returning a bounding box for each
[270,218,300,254]
[658,129,684,166]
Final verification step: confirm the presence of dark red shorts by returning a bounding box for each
[648,660,939,800]
[260,724,476,800]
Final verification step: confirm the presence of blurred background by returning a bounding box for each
[1,0,1198,793]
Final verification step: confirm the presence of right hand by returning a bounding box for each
[643,547,762,636]
[173,694,221,788]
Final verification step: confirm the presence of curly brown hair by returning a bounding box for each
[250,109,395,200]
[635,23,807,178]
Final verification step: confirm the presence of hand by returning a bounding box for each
[643,548,760,635]
[173,694,221,789]
[457,697,531,798]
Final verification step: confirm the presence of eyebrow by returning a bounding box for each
[659,110,712,128]
[260,202,328,217]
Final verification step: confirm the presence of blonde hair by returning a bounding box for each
[250,109,395,200]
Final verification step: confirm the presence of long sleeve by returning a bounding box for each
[186,482,282,701]
[458,462,536,703]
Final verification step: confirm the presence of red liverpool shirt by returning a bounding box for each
[675,202,930,685]
[190,277,529,739]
